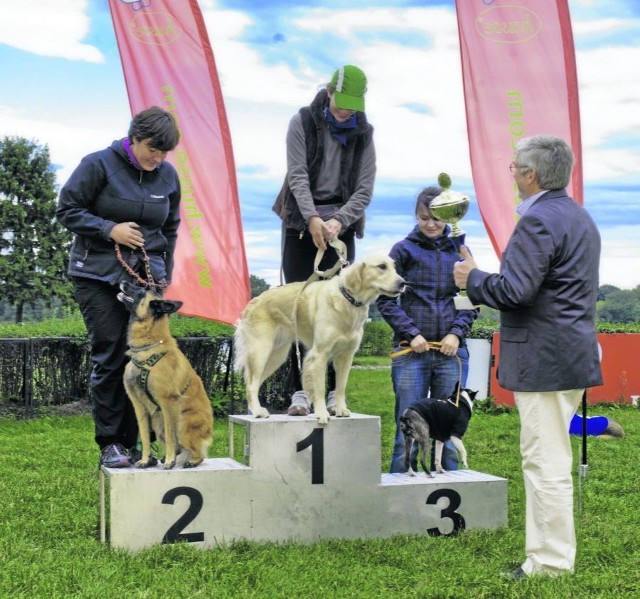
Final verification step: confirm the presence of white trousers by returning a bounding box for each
[515,389,583,576]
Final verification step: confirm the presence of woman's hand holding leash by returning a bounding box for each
[440,333,460,357]
[110,221,144,249]
[409,334,429,353]
[390,334,459,359]
[323,218,342,241]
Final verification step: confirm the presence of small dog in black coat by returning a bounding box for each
[400,383,477,477]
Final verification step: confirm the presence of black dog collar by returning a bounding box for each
[339,285,363,307]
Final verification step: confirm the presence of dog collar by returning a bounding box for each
[128,339,164,353]
[339,285,363,307]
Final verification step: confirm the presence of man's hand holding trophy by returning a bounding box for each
[429,173,479,310]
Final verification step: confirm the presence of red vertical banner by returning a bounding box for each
[455,0,582,258]
[108,0,250,324]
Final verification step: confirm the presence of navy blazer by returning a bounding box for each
[466,189,603,392]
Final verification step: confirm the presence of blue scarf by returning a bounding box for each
[324,107,357,146]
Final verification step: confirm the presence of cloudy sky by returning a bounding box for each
[1,0,639,291]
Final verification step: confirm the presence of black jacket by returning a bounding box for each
[57,139,181,285]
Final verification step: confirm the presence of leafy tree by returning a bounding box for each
[597,288,640,324]
[0,136,72,322]
[250,274,270,298]
[597,284,620,302]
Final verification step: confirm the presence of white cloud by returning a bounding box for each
[0,105,118,186]
[1,0,638,293]
[0,0,104,63]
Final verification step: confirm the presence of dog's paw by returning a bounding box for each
[426,470,435,478]
[135,460,153,469]
[407,467,417,477]
[315,409,330,426]
[163,458,176,470]
[334,407,351,418]
[462,461,469,469]
[251,407,270,419]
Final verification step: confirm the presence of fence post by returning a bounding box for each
[22,339,34,416]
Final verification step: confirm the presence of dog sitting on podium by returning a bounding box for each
[118,281,212,469]
[400,383,477,477]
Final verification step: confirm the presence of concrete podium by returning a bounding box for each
[100,413,507,551]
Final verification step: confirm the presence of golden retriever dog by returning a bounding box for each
[118,281,213,469]
[234,255,405,425]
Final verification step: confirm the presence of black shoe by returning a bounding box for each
[129,447,159,467]
[501,567,527,581]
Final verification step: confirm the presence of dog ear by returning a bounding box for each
[464,389,478,402]
[150,299,183,318]
[343,261,365,294]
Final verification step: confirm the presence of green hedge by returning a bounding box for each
[1,316,638,347]
[0,315,233,339]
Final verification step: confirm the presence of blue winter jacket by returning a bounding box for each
[377,225,477,346]
[57,139,181,285]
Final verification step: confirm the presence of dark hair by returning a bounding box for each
[415,186,443,214]
[128,106,180,151]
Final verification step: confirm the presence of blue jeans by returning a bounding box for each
[389,346,469,474]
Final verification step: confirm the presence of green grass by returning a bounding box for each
[1,369,639,598]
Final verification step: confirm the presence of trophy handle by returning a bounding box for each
[454,292,478,310]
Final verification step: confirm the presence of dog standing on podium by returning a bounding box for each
[118,281,212,469]
[234,254,406,424]
[400,383,477,476]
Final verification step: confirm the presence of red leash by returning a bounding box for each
[114,243,167,290]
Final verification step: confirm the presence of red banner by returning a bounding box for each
[109,0,250,323]
[455,0,582,258]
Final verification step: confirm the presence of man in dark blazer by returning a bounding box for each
[454,135,602,580]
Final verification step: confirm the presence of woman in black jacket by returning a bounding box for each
[57,106,181,468]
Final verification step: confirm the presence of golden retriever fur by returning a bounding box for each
[234,254,405,425]
[118,281,213,468]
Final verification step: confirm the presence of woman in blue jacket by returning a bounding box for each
[377,185,477,473]
[57,107,181,468]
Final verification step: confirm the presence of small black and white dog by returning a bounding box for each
[399,383,477,477]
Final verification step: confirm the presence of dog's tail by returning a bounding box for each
[601,419,625,439]
[232,322,247,374]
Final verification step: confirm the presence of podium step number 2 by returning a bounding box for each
[100,414,507,552]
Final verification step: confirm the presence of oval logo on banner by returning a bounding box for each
[129,12,182,45]
[476,5,542,44]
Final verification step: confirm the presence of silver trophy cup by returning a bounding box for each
[429,190,478,310]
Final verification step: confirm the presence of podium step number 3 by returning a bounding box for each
[100,414,507,551]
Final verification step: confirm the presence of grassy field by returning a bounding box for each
[1,367,638,598]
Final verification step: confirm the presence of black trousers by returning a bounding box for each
[73,277,138,450]
[281,227,356,393]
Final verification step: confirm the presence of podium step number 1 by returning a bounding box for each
[100,414,507,552]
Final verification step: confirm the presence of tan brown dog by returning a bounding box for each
[118,281,212,469]
[234,254,405,425]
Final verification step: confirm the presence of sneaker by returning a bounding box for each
[327,390,337,416]
[129,446,159,467]
[287,390,310,416]
[100,443,131,468]
[500,567,528,581]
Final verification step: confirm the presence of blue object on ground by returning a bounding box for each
[569,414,610,436]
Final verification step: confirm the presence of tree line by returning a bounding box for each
[1,135,639,325]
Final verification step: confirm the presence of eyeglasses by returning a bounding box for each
[509,162,531,174]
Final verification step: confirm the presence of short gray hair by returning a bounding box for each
[515,134,573,190]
